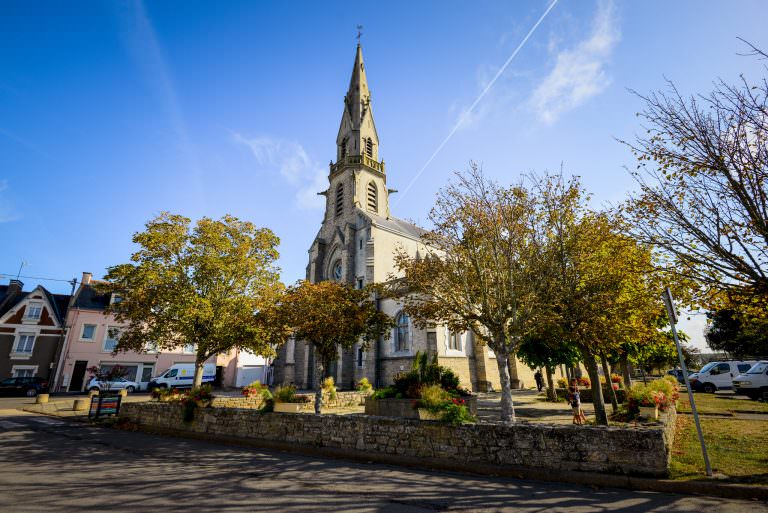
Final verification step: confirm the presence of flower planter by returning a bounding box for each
[417,408,442,421]
[118,389,128,397]
[35,393,49,404]
[639,405,658,420]
[365,396,477,419]
[274,402,306,413]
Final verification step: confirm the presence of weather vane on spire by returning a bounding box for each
[356,25,363,44]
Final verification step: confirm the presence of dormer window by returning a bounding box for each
[367,182,378,213]
[365,138,373,158]
[25,302,43,320]
[335,183,344,217]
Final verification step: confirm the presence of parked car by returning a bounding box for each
[666,369,687,384]
[732,361,768,400]
[147,363,215,390]
[688,360,757,393]
[87,376,140,393]
[0,376,49,397]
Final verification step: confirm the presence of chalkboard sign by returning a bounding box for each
[88,395,123,419]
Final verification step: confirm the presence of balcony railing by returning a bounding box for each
[330,154,385,174]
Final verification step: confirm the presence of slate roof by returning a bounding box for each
[364,212,428,240]
[71,283,111,311]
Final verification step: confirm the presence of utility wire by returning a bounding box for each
[0,273,77,284]
[395,0,560,205]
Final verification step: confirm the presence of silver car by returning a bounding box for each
[87,376,139,393]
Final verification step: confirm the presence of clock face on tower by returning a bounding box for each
[333,261,343,281]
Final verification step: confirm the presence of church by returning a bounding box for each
[273,44,536,392]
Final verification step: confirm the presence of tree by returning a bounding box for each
[278,281,393,413]
[622,46,768,318]
[516,334,580,401]
[102,212,286,387]
[535,173,670,424]
[706,308,768,358]
[392,165,551,423]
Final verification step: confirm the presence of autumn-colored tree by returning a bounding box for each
[102,212,287,387]
[622,43,768,320]
[392,165,551,423]
[516,333,580,402]
[278,281,393,414]
[535,173,672,424]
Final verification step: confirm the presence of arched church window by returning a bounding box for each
[365,138,373,158]
[332,260,343,281]
[395,312,410,352]
[335,183,344,217]
[367,182,377,213]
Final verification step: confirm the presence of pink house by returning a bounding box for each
[53,272,200,392]
[53,272,273,392]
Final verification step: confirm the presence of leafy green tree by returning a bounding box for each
[392,165,550,423]
[706,309,768,358]
[278,281,393,414]
[516,334,580,401]
[102,212,286,387]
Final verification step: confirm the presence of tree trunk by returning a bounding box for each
[545,365,557,401]
[584,352,608,425]
[565,366,571,383]
[600,354,618,413]
[314,359,326,414]
[620,356,632,390]
[193,359,205,388]
[494,352,516,423]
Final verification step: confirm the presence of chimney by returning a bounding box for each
[7,279,23,297]
[81,272,92,286]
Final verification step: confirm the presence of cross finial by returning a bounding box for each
[356,25,363,44]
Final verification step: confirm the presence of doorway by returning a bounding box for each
[69,360,88,392]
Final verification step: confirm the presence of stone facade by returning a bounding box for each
[271,44,557,394]
[120,402,677,477]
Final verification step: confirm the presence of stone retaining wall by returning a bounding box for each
[120,402,676,477]
[209,390,370,410]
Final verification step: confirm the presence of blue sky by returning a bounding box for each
[1,1,766,348]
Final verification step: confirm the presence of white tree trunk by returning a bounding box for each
[495,352,516,423]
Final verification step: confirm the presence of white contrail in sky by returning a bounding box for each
[395,0,560,205]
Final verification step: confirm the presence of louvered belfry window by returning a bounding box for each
[367,182,377,212]
[365,138,373,158]
[335,183,344,217]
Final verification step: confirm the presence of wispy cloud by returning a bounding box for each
[0,180,20,223]
[530,0,620,124]
[116,1,204,200]
[233,134,326,210]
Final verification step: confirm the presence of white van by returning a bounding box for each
[148,363,216,390]
[688,360,756,393]
[733,361,768,400]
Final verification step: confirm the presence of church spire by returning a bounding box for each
[336,44,380,164]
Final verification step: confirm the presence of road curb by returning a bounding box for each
[114,421,768,502]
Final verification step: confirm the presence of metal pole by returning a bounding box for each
[663,287,712,477]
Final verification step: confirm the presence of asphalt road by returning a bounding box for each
[0,411,765,513]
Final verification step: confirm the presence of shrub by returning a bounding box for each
[179,385,214,422]
[414,384,476,425]
[274,385,311,404]
[648,377,679,411]
[390,352,467,399]
[371,386,397,400]
[611,374,622,384]
[627,378,678,415]
[557,377,568,389]
[242,380,268,398]
[322,376,338,401]
[577,376,591,388]
[356,377,372,392]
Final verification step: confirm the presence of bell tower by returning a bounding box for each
[326,44,389,222]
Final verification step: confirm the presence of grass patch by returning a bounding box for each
[670,414,768,484]
[676,391,768,415]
